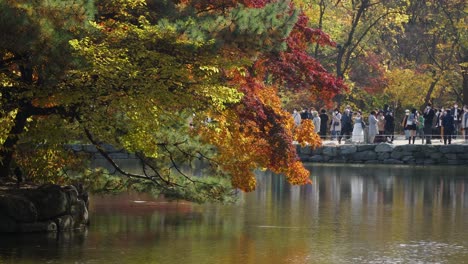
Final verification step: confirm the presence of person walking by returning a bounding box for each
[434,108,444,142]
[384,110,395,143]
[402,109,410,140]
[462,105,468,143]
[312,111,321,134]
[352,111,364,143]
[331,109,342,143]
[406,109,417,144]
[341,108,353,142]
[319,109,329,139]
[452,104,462,139]
[300,108,309,121]
[423,103,435,144]
[417,111,425,144]
[368,111,378,144]
[439,107,446,142]
[293,108,302,127]
[376,111,386,143]
[442,109,455,145]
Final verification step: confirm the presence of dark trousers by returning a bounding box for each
[342,127,352,140]
[319,130,327,139]
[385,128,394,142]
[424,125,432,143]
[454,121,461,138]
[444,131,453,145]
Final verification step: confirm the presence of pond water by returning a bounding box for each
[1,164,468,264]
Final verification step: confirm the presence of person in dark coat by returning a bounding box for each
[423,103,435,144]
[442,109,455,145]
[452,104,462,139]
[319,109,329,139]
[384,111,395,143]
[300,108,309,121]
[341,109,353,141]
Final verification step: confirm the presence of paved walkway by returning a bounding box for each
[321,136,468,146]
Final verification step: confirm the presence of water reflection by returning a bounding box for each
[0,164,467,264]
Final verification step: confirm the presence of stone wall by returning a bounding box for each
[72,143,468,166]
[0,184,89,233]
[297,143,468,165]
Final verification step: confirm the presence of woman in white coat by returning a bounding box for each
[352,111,364,143]
[312,111,321,133]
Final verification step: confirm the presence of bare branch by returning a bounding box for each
[83,128,150,181]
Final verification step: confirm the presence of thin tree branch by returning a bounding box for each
[83,128,151,181]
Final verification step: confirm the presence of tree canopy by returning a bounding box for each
[0,0,344,202]
[290,0,467,113]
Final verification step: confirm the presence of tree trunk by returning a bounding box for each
[422,78,439,109]
[0,108,31,177]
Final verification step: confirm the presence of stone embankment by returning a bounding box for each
[0,184,89,233]
[298,143,468,165]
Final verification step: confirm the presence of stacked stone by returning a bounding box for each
[0,184,89,233]
[298,143,468,165]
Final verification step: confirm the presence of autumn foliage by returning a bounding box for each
[0,0,346,199]
[190,1,345,191]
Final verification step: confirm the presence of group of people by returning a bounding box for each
[293,105,395,144]
[402,103,468,145]
[331,107,395,144]
[292,108,330,138]
[292,103,468,145]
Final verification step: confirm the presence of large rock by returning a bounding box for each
[357,145,375,152]
[55,215,75,231]
[440,145,465,154]
[71,200,89,228]
[310,155,324,162]
[430,153,443,159]
[445,153,458,160]
[383,159,404,164]
[299,154,310,162]
[18,221,57,233]
[353,150,377,161]
[377,152,390,160]
[424,159,436,165]
[340,145,357,155]
[322,146,337,156]
[299,146,313,155]
[24,184,68,221]
[395,145,421,152]
[0,183,89,233]
[420,145,438,153]
[402,156,415,162]
[0,194,38,223]
[448,160,464,165]
[375,143,394,153]
[331,156,348,163]
[413,152,426,159]
[391,151,412,159]
[62,185,79,212]
[311,147,323,155]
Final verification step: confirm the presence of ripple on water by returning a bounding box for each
[362,241,468,264]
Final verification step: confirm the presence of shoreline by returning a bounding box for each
[297,141,468,166]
